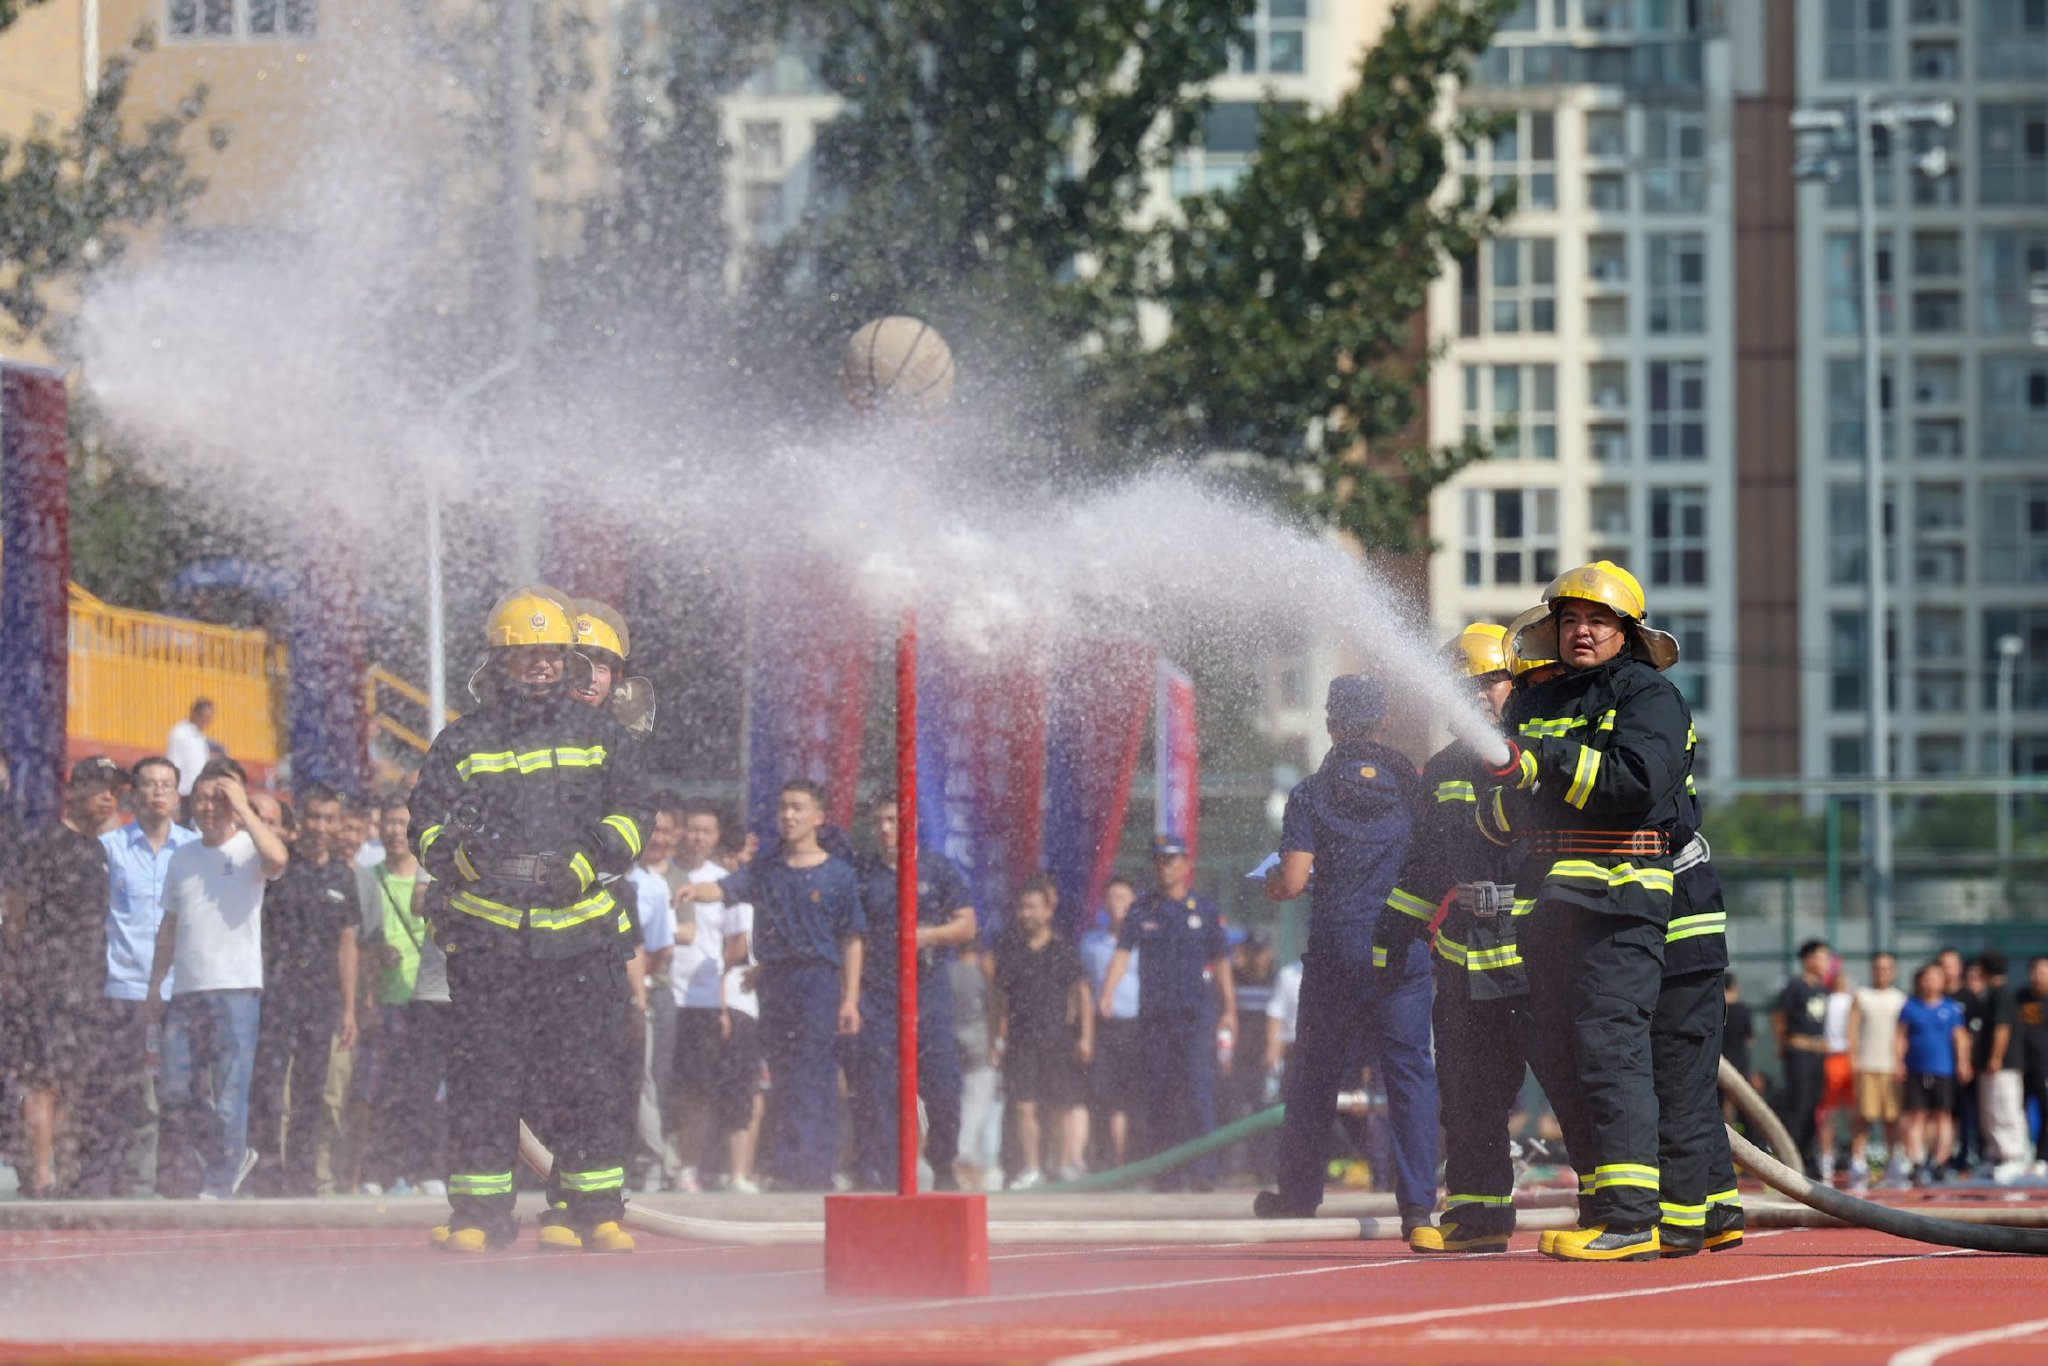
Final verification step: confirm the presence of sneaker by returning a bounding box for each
[420,1179,448,1198]
[2031,1160,2048,1179]
[359,1181,385,1197]
[1252,1190,1316,1219]
[390,1178,415,1197]
[727,1175,760,1196]
[1993,1161,2030,1185]
[1817,1152,1837,1183]
[1849,1157,1870,1185]
[1410,1220,1510,1254]
[229,1149,260,1198]
[677,1167,701,1194]
[1542,1224,1660,1262]
[585,1220,635,1253]
[1007,1168,1044,1191]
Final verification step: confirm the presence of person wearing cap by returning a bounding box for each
[1479,561,1693,1262]
[407,586,654,1253]
[2,758,130,1196]
[1253,675,1432,1227]
[1097,834,1236,1190]
[1371,625,1526,1253]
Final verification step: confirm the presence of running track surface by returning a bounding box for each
[2,1226,2046,1364]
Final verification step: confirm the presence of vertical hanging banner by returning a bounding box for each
[745,565,876,836]
[1043,638,1154,938]
[0,363,70,826]
[1154,657,1200,867]
[286,557,369,793]
[916,638,1049,929]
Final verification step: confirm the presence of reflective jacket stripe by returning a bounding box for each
[1590,1162,1660,1190]
[1565,746,1603,809]
[1666,911,1727,943]
[1437,779,1476,803]
[1548,859,1675,894]
[447,888,616,932]
[601,814,644,858]
[1466,944,1523,971]
[1387,887,1436,921]
[455,745,611,781]
[1519,716,1588,738]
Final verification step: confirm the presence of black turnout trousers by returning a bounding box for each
[1432,961,1526,1235]
[1652,967,1735,1233]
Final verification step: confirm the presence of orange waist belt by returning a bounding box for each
[1520,829,1669,860]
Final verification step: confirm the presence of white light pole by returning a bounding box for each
[1791,94,1952,954]
[1998,633,2025,865]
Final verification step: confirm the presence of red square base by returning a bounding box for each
[824,1193,990,1297]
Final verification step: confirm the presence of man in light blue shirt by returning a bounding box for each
[1079,876,1142,1167]
[91,756,198,1196]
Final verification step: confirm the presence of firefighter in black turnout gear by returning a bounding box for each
[1653,780,1745,1256]
[1480,561,1692,1262]
[1378,623,1528,1254]
[410,587,654,1254]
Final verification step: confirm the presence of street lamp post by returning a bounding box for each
[1998,633,2025,865]
[1791,94,1953,955]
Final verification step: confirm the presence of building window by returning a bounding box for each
[1648,487,1708,586]
[1666,611,1710,711]
[1982,609,2048,709]
[1980,0,2048,81]
[1172,102,1263,196]
[1588,360,1628,413]
[1917,734,1964,774]
[1646,233,1705,334]
[1642,109,1705,212]
[1916,417,1964,458]
[1917,609,1964,661]
[1829,485,1867,585]
[741,122,784,175]
[1913,230,1960,278]
[1489,237,1555,333]
[1981,103,2048,207]
[1590,485,1631,540]
[1234,0,1308,76]
[1984,356,2048,458]
[1647,360,1706,462]
[1467,110,1557,211]
[1828,358,1896,460]
[1460,488,1560,588]
[1585,109,1626,159]
[1824,0,1893,81]
[1830,612,1869,713]
[1984,482,2048,583]
[1462,363,1557,460]
[1981,231,2048,334]
[1909,39,1960,79]
[168,0,315,39]
[1823,232,1895,335]
[1912,357,1961,406]
[1830,735,1867,776]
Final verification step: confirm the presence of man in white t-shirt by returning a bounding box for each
[146,759,289,1198]
[708,827,761,1193]
[625,801,683,1191]
[1848,950,1909,1190]
[665,800,733,1193]
[166,698,215,798]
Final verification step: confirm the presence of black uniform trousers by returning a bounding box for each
[247,993,338,1196]
[1780,1049,1827,1173]
[1518,903,1665,1230]
[1433,960,1525,1235]
[1651,968,1736,1233]
[446,948,629,1238]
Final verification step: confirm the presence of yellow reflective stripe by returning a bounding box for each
[1591,1163,1660,1190]
[1565,746,1602,809]
[602,814,644,858]
[1687,724,1699,748]
[570,850,596,891]
[1578,1176,1594,1195]
[1491,787,1512,834]
[418,823,445,854]
[453,844,479,882]
[1467,944,1523,971]
[1708,1188,1741,1205]
[455,750,518,779]
[1386,887,1436,922]
[1517,747,1538,789]
[1435,934,1469,966]
[1548,860,1674,894]
[456,746,609,781]
[1666,911,1727,943]
[1660,1201,1708,1226]
[1512,898,1537,916]
[448,890,523,928]
[1371,946,1389,969]
[1518,716,1587,738]
[449,1171,514,1195]
[1599,709,1618,733]
[1436,779,1476,803]
[553,745,608,769]
[1686,775,1699,795]
[529,891,617,932]
[1447,1193,1514,1206]
[559,1167,625,1192]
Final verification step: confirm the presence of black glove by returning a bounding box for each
[542,845,597,903]
[1374,910,1425,970]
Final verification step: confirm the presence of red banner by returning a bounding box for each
[1155,658,1199,868]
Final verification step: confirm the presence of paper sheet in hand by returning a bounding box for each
[1245,852,1281,882]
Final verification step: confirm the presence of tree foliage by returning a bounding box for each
[0,28,220,344]
[0,0,50,34]
[1097,0,1512,551]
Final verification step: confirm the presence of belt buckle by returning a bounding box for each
[1461,882,1511,919]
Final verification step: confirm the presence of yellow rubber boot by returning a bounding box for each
[537,1224,585,1252]
[585,1221,636,1253]
[427,1225,451,1248]
[438,1227,490,1254]
[1542,1224,1659,1262]
[1410,1221,1511,1254]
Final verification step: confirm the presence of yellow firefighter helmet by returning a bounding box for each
[484,585,576,649]
[572,599,631,663]
[1449,622,1511,679]
[1506,560,1680,672]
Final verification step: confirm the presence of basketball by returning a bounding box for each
[842,315,955,417]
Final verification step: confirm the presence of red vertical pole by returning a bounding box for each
[896,605,921,1197]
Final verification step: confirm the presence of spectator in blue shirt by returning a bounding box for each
[683,780,863,1191]
[1079,876,1142,1167]
[91,756,198,1196]
[1897,961,1973,1186]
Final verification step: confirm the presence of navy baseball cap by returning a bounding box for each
[1326,674,1387,726]
[1152,833,1190,858]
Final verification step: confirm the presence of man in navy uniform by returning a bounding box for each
[1256,675,1436,1232]
[1097,835,1236,1191]
[848,795,977,1190]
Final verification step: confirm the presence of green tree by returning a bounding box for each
[1098,0,1512,552]
[0,1,50,33]
[0,29,221,344]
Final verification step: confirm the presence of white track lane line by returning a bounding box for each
[1049,1245,1971,1366]
[1888,1314,2048,1366]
